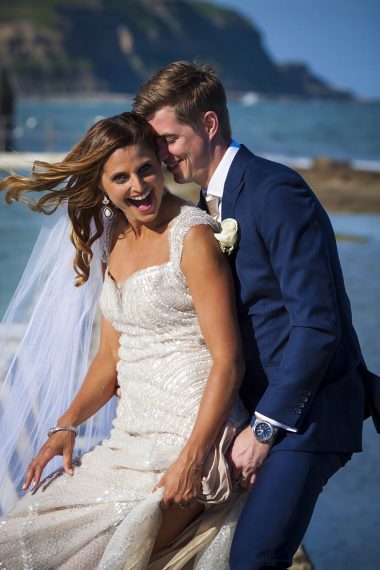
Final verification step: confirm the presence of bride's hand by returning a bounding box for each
[155,456,203,509]
[23,431,76,491]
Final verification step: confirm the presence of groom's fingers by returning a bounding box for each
[239,472,251,489]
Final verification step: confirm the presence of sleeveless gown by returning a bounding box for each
[0,205,247,569]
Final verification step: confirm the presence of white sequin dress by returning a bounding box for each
[0,205,247,569]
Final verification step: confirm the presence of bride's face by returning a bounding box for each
[100,143,165,225]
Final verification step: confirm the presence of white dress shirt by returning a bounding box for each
[204,140,297,433]
[202,139,240,221]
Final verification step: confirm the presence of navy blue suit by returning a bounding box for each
[200,146,380,568]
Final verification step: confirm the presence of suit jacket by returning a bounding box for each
[200,145,380,452]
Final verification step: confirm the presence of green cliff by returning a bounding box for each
[0,0,351,99]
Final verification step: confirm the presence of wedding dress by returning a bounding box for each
[0,205,247,569]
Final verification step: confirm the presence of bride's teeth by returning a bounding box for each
[130,191,151,201]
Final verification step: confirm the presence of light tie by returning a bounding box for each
[205,193,221,221]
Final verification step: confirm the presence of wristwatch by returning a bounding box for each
[251,418,279,444]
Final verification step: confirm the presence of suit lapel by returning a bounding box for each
[221,145,254,220]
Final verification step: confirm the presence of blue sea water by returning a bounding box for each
[12,97,380,167]
[304,214,380,570]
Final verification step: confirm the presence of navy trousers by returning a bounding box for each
[229,449,352,569]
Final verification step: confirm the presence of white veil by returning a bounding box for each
[0,206,116,515]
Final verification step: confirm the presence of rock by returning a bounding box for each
[0,0,352,99]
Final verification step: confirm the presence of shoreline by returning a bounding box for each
[165,157,380,214]
[1,153,380,214]
[297,158,380,213]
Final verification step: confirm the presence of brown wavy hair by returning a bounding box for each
[133,60,231,141]
[0,112,158,286]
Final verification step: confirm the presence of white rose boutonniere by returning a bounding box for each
[214,218,239,255]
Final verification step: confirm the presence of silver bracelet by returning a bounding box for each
[47,426,78,438]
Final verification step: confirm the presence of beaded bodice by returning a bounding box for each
[99,205,223,444]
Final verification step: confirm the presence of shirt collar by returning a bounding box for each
[204,139,240,198]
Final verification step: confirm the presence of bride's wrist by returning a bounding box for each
[57,414,79,428]
[179,446,207,469]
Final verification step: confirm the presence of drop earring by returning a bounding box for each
[102,194,114,219]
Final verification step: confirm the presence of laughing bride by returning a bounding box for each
[0,112,247,568]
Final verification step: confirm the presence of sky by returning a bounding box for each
[209,0,380,99]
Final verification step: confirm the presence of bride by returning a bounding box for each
[0,112,248,568]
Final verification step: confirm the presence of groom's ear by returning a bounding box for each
[203,111,219,140]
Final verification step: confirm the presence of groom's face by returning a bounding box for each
[149,106,210,187]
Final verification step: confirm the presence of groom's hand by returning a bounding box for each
[229,426,272,490]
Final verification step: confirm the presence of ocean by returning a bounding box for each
[1,98,380,568]
[12,97,380,168]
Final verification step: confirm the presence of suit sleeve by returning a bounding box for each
[254,175,340,429]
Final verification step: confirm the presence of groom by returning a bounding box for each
[133,61,380,569]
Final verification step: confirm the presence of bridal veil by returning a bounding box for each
[0,207,116,514]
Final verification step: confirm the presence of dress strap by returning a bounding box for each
[169,205,220,279]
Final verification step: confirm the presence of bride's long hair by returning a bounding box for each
[0,112,158,285]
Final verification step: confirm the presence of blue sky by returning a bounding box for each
[209,0,380,99]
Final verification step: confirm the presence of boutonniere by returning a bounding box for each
[214,218,239,255]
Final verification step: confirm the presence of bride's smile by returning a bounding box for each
[100,143,165,225]
[128,188,152,207]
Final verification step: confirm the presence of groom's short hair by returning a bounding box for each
[133,61,231,141]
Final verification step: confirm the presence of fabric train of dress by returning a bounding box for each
[0,205,247,569]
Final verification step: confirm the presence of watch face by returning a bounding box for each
[254,421,273,442]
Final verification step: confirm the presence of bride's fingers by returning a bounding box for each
[22,464,35,490]
[26,448,54,490]
[33,464,44,489]
[155,476,165,488]
[23,458,44,490]
[160,492,172,510]
[63,448,74,476]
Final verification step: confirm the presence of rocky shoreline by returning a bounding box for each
[1,153,379,215]
[166,157,380,215]
[297,158,380,213]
